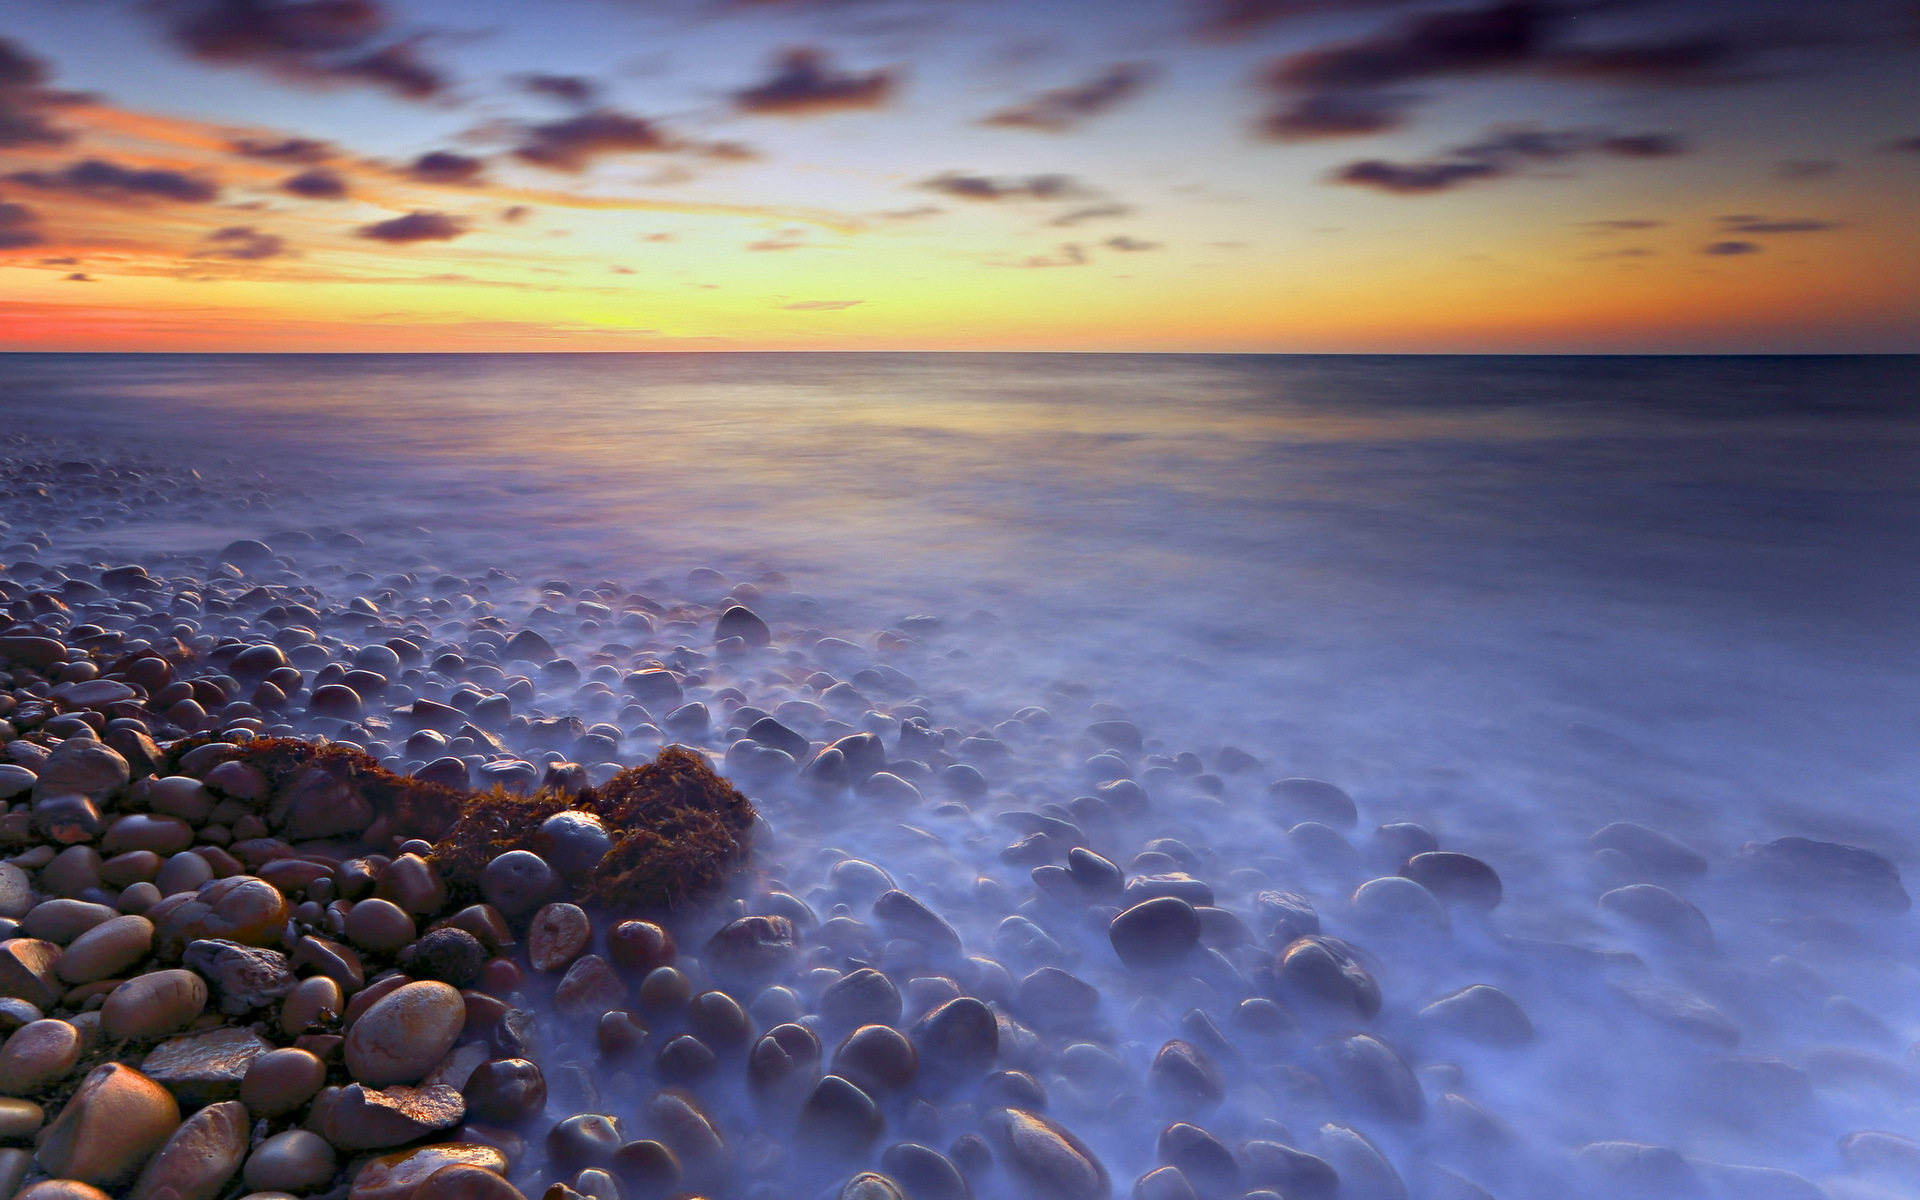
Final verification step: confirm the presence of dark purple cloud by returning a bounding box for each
[1333,124,1686,193]
[280,166,347,198]
[196,224,286,259]
[511,109,674,171]
[1260,91,1418,140]
[733,48,895,116]
[981,63,1155,132]
[1885,136,1920,153]
[407,150,486,184]
[1255,0,1796,142]
[0,37,85,150]
[1104,235,1161,251]
[151,0,449,100]
[6,158,221,203]
[919,172,1092,201]
[1048,202,1132,226]
[1704,240,1760,255]
[355,209,468,242]
[230,135,337,163]
[1194,0,1414,41]
[0,200,44,249]
[519,74,598,107]
[1719,215,1840,233]
[64,272,92,281]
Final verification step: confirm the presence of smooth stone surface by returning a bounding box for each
[127,1099,248,1200]
[241,1047,327,1117]
[0,1018,80,1095]
[280,975,344,1036]
[985,1107,1110,1200]
[1110,897,1202,969]
[345,981,466,1086]
[102,969,208,1040]
[345,899,416,954]
[22,900,117,945]
[35,1063,182,1187]
[140,1026,272,1106]
[350,1145,508,1200]
[321,1083,466,1149]
[1418,984,1534,1045]
[56,915,154,983]
[527,903,591,971]
[243,1130,337,1194]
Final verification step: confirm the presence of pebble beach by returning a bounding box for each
[1,353,1919,1200]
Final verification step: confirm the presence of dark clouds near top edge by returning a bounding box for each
[1253,0,1864,142]
[150,0,450,101]
[1333,123,1686,193]
[732,48,895,115]
[980,62,1155,132]
[6,157,221,203]
[0,37,89,151]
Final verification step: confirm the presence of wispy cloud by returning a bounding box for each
[981,63,1154,132]
[150,0,449,100]
[7,158,222,204]
[919,172,1092,201]
[1334,125,1686,194]
[356,210,469,243]
[733,48,895,116]
[781,298,862,310]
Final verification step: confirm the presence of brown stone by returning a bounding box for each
[528,904,591,971]
[140,1025,271,1106]
[16,1183,113,1200]
[21,900,118,944]
[241,1047,327,1117]
[0,939,64,1008]
[345,899,416,954]
[102,969,208,1040]
[56,915,154,983]
[376,854,447,916]
[271,768,375,841]
[153,876,289,955]
[0,1096,43,1137]
[554,954,626,1018]
[127,1099,248,1200]
[281,974,344,1035]
[290,935,365,993]
[984,1108,1109,1200]
[183,939,296,1013]
[416,1162,527,1200]
[348,1144,508,1200]
[243,1129,337,1194]
[36,1063,181,1187]
[345,980,466,1086]
[321,1083,465,1150]
[0,1018,81,1094]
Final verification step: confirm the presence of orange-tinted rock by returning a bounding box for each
[35,1063,181,1187]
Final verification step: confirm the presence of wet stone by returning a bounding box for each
[103,968,208,1040]
[406,928,488,987]
[1110,897,1202,969]
[1016,967,1099,1032]
[1269,779,1358,829]
[0,939,63,1009]
[555,954,627,1017]
[128,1098,248,1200]
[1321,1033,1425,1124]
[35,1063,182,1188]
[1589,823,1708,878]
[1418,984,1533,1045]
[1149,1039,1226,1110]
[1599,884,1714,951]
[878,1143,968,1200]
[345,898,416,954]
[528,903,591,971]
[183,939,296,1013]
[0,1018,81,1095]
[703,915,796,986]
[840,1173,906,1200]
[606,921,675,975]
[1274,937,1381,1020]
[240,1047,327,1117]
[479,852,558,918]
[548,1114,624,1175]
[834,1024,918,1094]
[351,1144,507,1200]
[243,1129,337,1194]
[345,980,467,1086]
[820,967,902,1029]
[321,1083,466,1150]
[1402,851,1502,911]
[154,875,290,954]
[798,1074,881,1159]
[1242,1141,1338,1200]
[985,1108,1109,1200]
[1157,1123,1239,1196]
[140,1025,272,1106]
[463,1058,546,1126]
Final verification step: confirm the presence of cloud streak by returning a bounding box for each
[1333,125,1686,194]
[981,63,1154,132]
[732,48,894,116]
[919,172,1092,201]
[6,158,221,203]
[151,0,449,100]
[355,210,469,242]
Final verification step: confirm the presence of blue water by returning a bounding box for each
[6,351,1920,1195]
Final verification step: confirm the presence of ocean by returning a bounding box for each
[5,350,1920,1195]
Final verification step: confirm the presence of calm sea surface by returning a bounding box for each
[5,352,1919,861]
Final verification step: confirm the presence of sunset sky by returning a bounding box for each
[0,0,1916,352]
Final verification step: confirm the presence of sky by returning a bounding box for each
[0,0,1916,352]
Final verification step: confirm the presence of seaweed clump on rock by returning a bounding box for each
[163,736,756,911]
